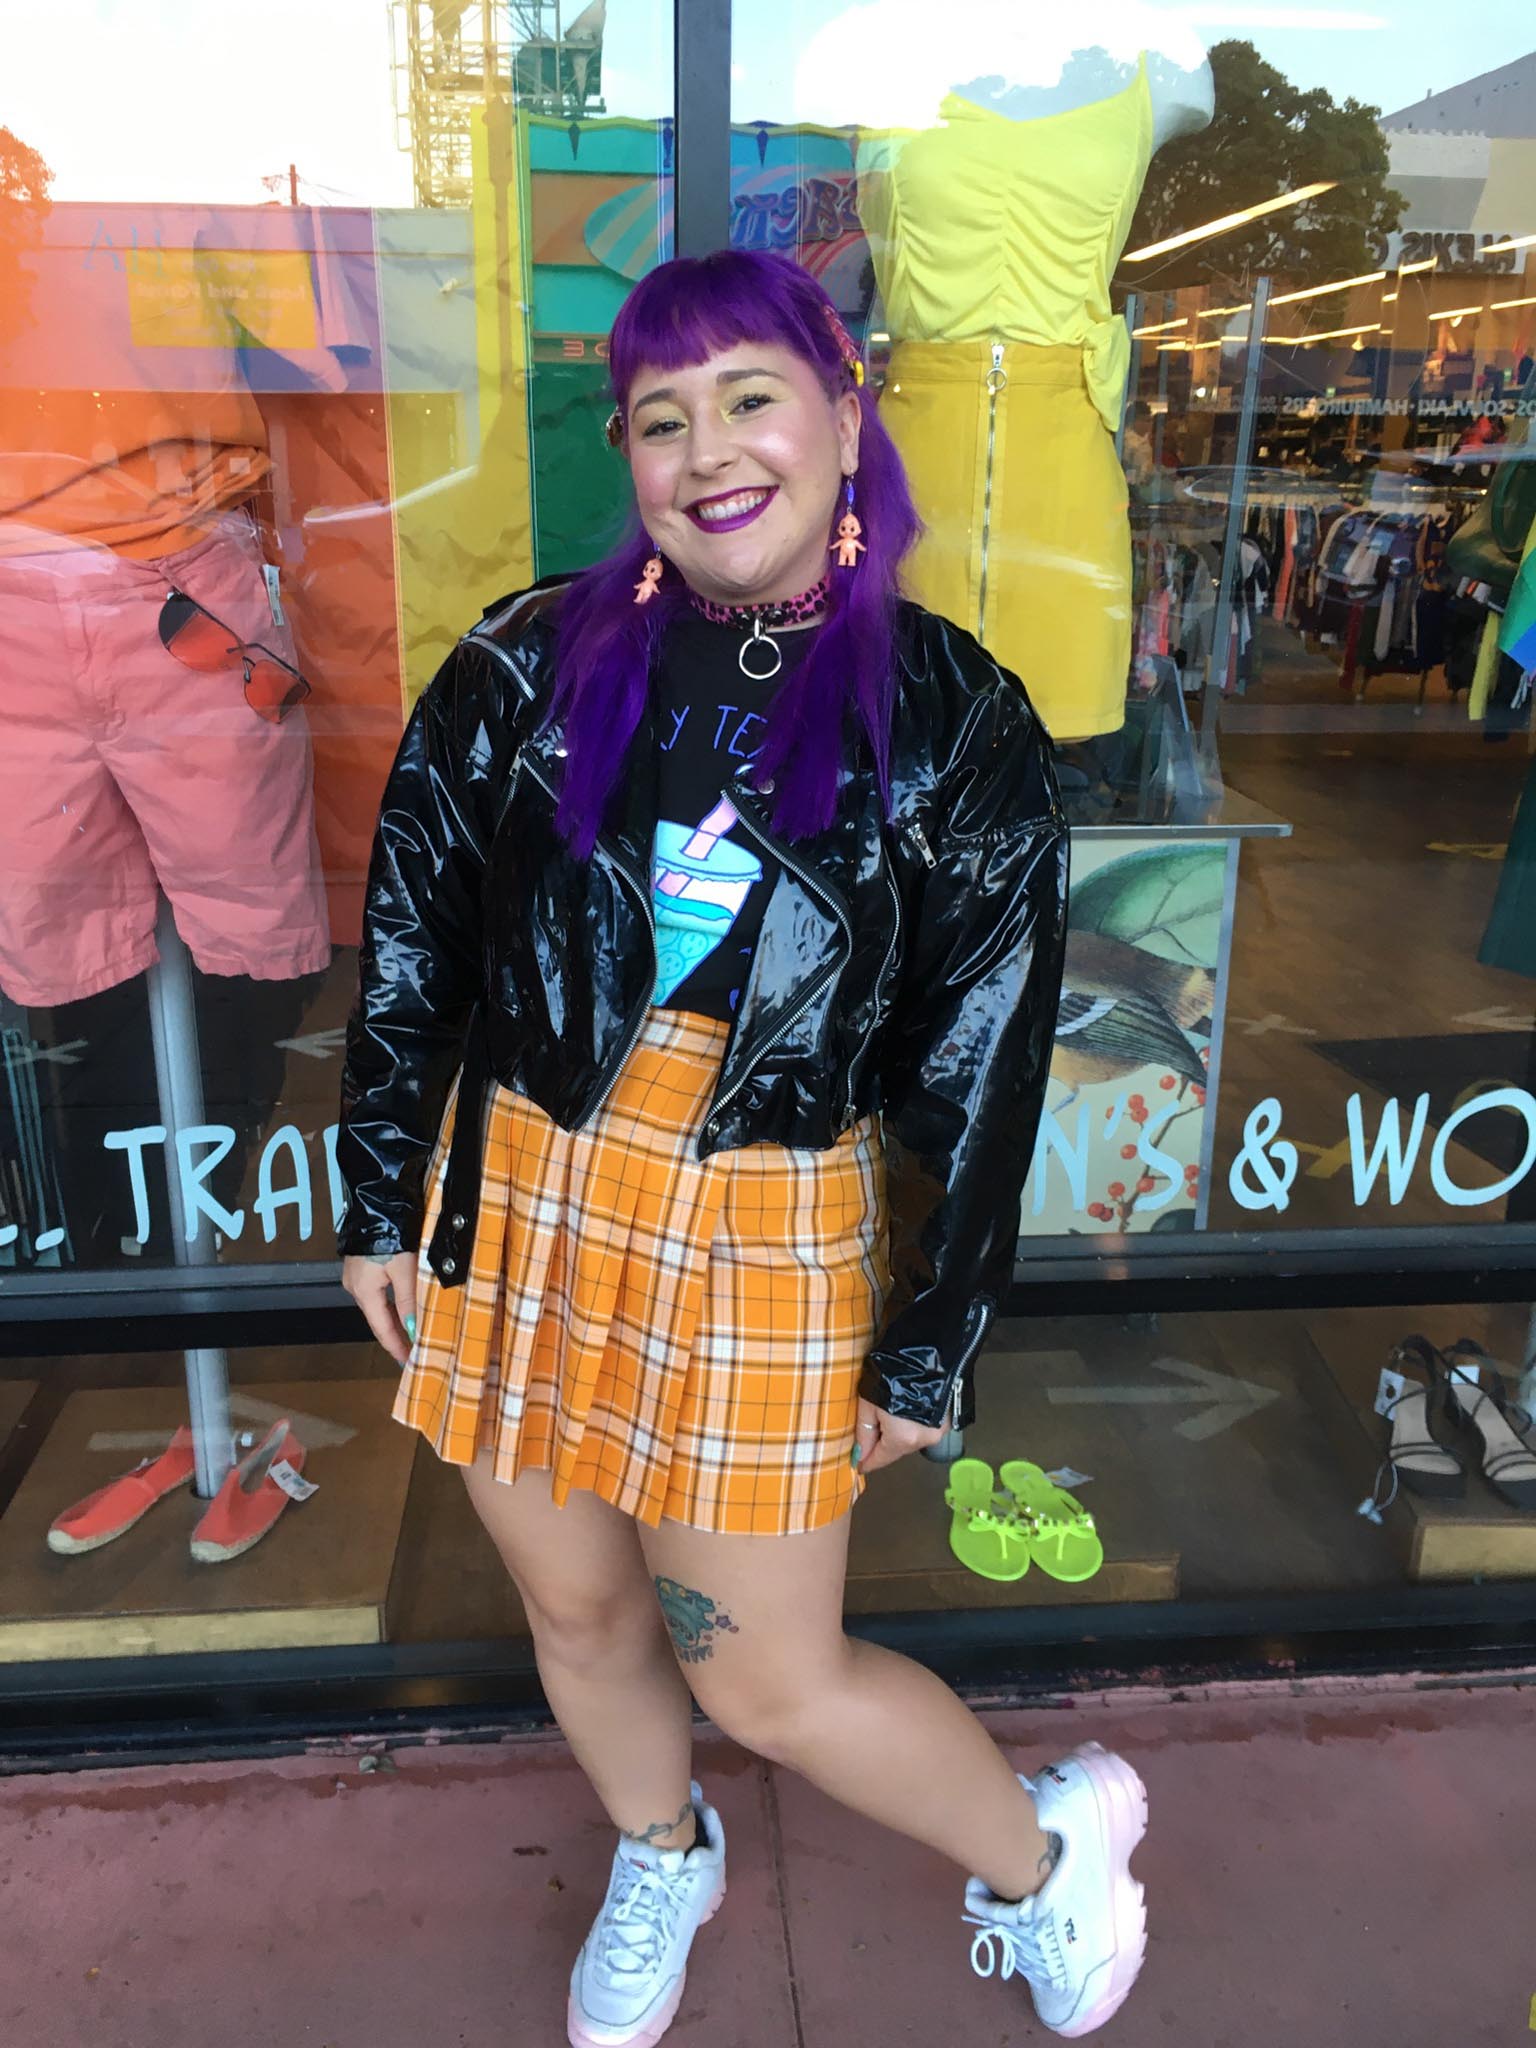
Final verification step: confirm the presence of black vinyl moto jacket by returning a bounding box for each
[336,578,1068,1433]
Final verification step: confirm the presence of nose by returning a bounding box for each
[686,407,736,480]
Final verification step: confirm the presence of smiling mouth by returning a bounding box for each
[685,486,777,533]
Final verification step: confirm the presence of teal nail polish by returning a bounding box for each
[850,1443,862,1468]
[405,1314,417,1343]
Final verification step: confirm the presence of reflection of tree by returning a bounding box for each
[1123,41,1402,294]
[0,127,53,351]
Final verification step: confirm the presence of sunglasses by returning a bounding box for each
[157,589,311,726]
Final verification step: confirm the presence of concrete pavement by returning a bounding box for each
[4,1678,1533,2047]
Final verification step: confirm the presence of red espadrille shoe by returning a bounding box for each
[47,1427,197,1555]
[189,1420,311,1564]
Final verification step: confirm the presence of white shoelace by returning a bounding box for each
[963,1908,1066,1991]
[594,1863,689,1983]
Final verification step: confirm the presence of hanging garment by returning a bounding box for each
[0,516,331,1005]
[858,57,1153,741]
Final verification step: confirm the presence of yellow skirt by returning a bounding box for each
[398,1008,890,1534]
[881,337,1130,742]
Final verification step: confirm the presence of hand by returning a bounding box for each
[341,1251,418,1364]
[853,1395,945,1475]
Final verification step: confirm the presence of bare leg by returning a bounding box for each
[462,1456,698,1850]
[639,1513,1053,1901]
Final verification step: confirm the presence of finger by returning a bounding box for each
[858,1422,901,1475]
[391,1255,419,1349]
[353,1275,411,1364]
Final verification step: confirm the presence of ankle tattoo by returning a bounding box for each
[624,1798,695,1848]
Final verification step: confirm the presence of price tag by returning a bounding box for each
[262,564,287,629]
[269,1457,317,1503]
[1374,1367,1407,1418]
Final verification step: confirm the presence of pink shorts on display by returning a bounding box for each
[0,518,332,1006]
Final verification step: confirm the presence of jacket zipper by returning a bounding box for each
[519,754,657,1126]
[944,1301,992,1432]
[905,818,937,869]
[700,790,852,1139]
[976,342,1006,645]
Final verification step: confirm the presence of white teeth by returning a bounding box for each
[694,489,771,523]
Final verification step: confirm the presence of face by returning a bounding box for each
[624,340,861,607]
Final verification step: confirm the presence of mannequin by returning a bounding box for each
[790,4,1214,743]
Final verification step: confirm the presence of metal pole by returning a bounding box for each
[673,0,731,255]
[145,895,233,1499]
[1116,293,1139,461]
[1200,276,1271,770]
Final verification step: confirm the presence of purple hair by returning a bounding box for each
[545,249,921,856]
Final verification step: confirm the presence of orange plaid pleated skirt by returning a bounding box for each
[397,1008,891,1534]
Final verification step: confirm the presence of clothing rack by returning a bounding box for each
[1245,493,1478,704]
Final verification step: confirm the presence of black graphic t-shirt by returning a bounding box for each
[651,612,815,1024]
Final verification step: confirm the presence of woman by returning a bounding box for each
[337,249,1146,2046]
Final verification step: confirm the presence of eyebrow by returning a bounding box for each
[631,367,786,412]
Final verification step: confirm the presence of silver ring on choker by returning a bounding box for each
[738,619,783,681]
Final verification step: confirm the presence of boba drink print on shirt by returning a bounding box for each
[650,632,794,1023]
[653,797,764,1005]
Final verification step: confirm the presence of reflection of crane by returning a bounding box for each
[391,1,606,209]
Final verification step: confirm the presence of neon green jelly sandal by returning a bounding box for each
[944,1458,1031,1582]
[998,1460,1105,1583]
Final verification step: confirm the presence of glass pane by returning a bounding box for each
[0,1,673,1285]
[725,3,1536,1254]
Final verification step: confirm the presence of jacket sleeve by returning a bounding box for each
[335,640,518,1260]
[863,674,1068,1429]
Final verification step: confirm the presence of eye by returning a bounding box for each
[732,391,772,416]
[642,416,683,439]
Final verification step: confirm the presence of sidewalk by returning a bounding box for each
[5,1679,1533,2048]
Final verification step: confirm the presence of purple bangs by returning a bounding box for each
[545,249,921,858]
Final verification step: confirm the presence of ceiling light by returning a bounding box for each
[1131,317,1188,336]
[1122,182,1338,263]
[1197,302,1254,319]
[1380,290,1398,303]
[1482,232,1536,255]
[1269,269,1386,307]
[1271,321,1382,345]
[1396,256,1438,274]
[1490,294,1536,310]
[1432,303,1487,320]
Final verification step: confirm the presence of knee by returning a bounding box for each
[524,1585,664,1676]
[689,1645,850,1767]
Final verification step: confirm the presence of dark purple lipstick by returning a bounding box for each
[684,485,777,534]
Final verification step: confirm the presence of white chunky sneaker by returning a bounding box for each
[567,1782,727,2048]
[963,1743,1148,2038]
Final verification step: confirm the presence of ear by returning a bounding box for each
[834,387,862,477]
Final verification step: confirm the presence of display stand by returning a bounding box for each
[144,895,235,1500]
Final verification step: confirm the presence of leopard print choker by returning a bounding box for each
[687,578,829,630]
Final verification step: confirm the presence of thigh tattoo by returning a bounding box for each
[653,1575,741,1665]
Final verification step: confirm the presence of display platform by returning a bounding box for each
[847,1343,1187,1613]
[0,1380,38,1455]
[0,1379,413,1663]
[1309,1307,1536,1585]
[1395,1489,1536,1583]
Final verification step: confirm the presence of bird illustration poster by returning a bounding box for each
[1021,838,1229,1237]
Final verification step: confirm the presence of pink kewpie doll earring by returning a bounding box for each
[633,541,664,604]
[831,478,866,570]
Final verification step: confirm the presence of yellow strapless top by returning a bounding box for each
[856,56,1152,432]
